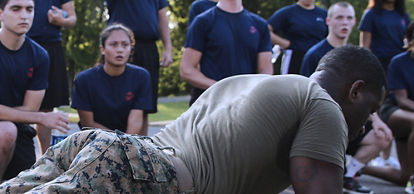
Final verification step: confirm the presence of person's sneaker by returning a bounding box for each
[406,181,414,194]
[383,157,401,169]
[343,177,374,194]
[368,156,385,167]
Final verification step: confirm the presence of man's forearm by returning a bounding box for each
[0,104,43,124]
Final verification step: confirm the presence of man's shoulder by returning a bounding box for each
[24,37,48,58]
[244,10,267,26]
[310,39,332,53]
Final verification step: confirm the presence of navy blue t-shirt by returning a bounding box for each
[387,51,414,104]
[188,0,216,25]
[106,0,168,40]
[300,39,334,77]
[71,64,152,132]
[359,9,410,58]
[268,4,327,51]
[27,0,71,42]
[184,7,272,81]
[0,37,49,107]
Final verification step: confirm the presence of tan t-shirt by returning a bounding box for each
[153,74,348,194]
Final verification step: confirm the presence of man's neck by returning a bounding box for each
[383,2,395,11]
[297,1,315,10]
[326,34,348,48]
[103,63,126,77]
[217,0,243,13]
[0,29,26,51]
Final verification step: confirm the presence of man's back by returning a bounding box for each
[153,74,347,193]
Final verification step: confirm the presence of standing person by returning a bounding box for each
[360,0,410,71]
[188,0,217,25]
[361,22,414,193]
[106,0,173,130]
[300,1,355,77]
[0,0,70,181]
[180,0,273,105]
[29,0,76,154]
[0,45,386,193]
[71,24,153,135]
[268,0,327,74]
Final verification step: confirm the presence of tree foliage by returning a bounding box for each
[62,0,414,96]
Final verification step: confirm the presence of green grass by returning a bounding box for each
[149,101,189,122]
[57,101,189,122]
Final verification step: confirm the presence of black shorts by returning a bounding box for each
[39,41,69,109]
[189,88,205,106]
[3,123,37,180]
[131,39,159,113]
[288,50,307,74]
[379,101,399,124]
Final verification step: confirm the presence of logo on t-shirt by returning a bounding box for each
[125,91,135,101]
[27,67,34,78]
[316,17,324,22]
[249,26,257,34]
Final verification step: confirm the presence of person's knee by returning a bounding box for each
[0,122,17,150]
[375,135,392,150]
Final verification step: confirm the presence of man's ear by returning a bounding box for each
[347,80,365,102]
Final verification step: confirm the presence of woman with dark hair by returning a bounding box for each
[71,24,153,135]
[268,0,327,74]
[360,0,410,71]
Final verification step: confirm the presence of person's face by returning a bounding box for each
[343,86,385,141]
[100,30,132,67]
[327,5,356,40]
[0,0,34,36]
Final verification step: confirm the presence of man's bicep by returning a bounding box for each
[291,99,347,168]
[290,156,343,194]
[20,90,45,111]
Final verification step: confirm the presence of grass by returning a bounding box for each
[149,101,189,122]
[57,101,189,122]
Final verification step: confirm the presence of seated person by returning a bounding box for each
[71,24,152,135]
[0,0,69,181]
[362,22,414,193]
[0,46,386,193]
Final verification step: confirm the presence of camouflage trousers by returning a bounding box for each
[0,129,181,193]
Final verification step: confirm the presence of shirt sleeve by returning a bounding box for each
[387,57,406,90]
[359,9,374,32]
[132,70,153,110]
[300,51,318,77]
[158,0,168,10]
[290,99,347,168]
[267,7,288,33]
[184,16,209,52]
[257,18,272,52]
[71,72,93,111]
[29,49,49,91]
[188,2,198,25]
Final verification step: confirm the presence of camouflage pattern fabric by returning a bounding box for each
[0,129,180,193]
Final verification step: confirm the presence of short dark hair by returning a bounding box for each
[0,0,34,9]
[316,45,386,91]
[405,22,414,42]
[0,0,10,9]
